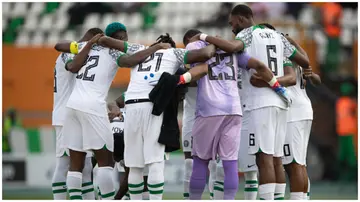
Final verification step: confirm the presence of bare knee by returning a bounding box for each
[94,148,114,167]
[69,150,86,172]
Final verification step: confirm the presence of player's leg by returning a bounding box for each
[81,110,116,200]
[143,166,150,200]
[213,160,224,200]
[238,116,258,200]
[143,106,165,200]
[274,108,288,200]
[52,126,69,199]
[218,115,242,200]
[302,120,312,200]
[52,156,70,199]
[82,156,95,199]
[124,104,146,200]
[182,120,193,199]
[208,159,217,199]
[282,121,306,200]
[62,109,86,200]
[190,116,219,199]
[249,108,277,200]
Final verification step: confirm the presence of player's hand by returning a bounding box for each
[156,42,171,50]
[303,66,313,78]
[89,33,104,45]
[108,107,121,120]
[250,75,269,88]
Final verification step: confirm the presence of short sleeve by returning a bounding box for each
[235,27,253,50]
[237,52,251,69]
[61,53,75,64]
[77,42,87,53]
[283,57,293,67]
[173,48,187,65]
[124,42,146,55]
[280,34,297,59]
[109,48,126,67]
[184,41,206,67]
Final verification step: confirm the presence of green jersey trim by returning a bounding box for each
[124,41,128,53]
[116,53,126,67]
[289,48,297,60]
[65,59,73,71]
[183,50,189,64]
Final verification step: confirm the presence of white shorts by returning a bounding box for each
[248,107,287,157]
[282,120,312,165]
[124,102,165,168]
[55,126,93,158]
[62,108,113,152]
[238,112,257,172]
[182,114,195,153]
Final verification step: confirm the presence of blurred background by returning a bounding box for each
[2,1,358,200]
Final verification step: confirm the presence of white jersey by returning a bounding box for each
[66,44,125,117]
[183,87,197,121]
[287,63,313,122]
[236,25,297,111]
[111,109,125,134]
[125,44,188,101]
[52,42,87,126]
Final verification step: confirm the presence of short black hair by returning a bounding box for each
[231,4,253,19]
[258,23,276,31]
[86,28,104,36]
[183,29,202,45]
[151,33,176,48]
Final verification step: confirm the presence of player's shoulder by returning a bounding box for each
[186,40,207,50]
[236,27,253,38]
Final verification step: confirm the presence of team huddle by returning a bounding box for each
[51,4,321,200]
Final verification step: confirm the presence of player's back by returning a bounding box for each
[186,41,242,117]
[67,44,123,117]
[125,48,186,101]
[287,64,313,122]
[52,53,76,126]
[237,26,288,111]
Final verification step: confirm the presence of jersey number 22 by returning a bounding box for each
[76,55,99,81]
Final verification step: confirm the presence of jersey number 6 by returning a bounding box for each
[266,45,278,76]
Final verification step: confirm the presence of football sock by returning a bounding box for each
[128,167,144,200]
[208,160,217,199]
[213,161,224,200]
[97,166,115,200]
[189,156,209,199]
[184,158,193,199]
[274,183,286,200]
[259,183,276,200]
[52,157,69,200]
[222,160,239,200]
[67,171,83,200]
[148,161,165,200]
[81,158,95,199]
[244,171,258,200]
[290,192,304,200]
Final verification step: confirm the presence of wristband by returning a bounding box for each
[267,76,277,87]
[178,72,192,85]
[70,41,79,54]
[200,33,208,41]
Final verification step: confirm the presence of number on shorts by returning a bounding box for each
[283,144,291,156]
[76,55,99,81]
[249,133,255,146]
[138,53,164,72]
[266,45,278,76]
[208,53,236,81]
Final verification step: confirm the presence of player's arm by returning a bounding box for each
[191,33,245,53]
[117,43,170,67]
[98,36,128,52]
[303,66,322,86]
[282,34,310,69]
[54,40,73,53]
[65,34,102,73]
[114,166,130,199]
[184,44,216,64]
